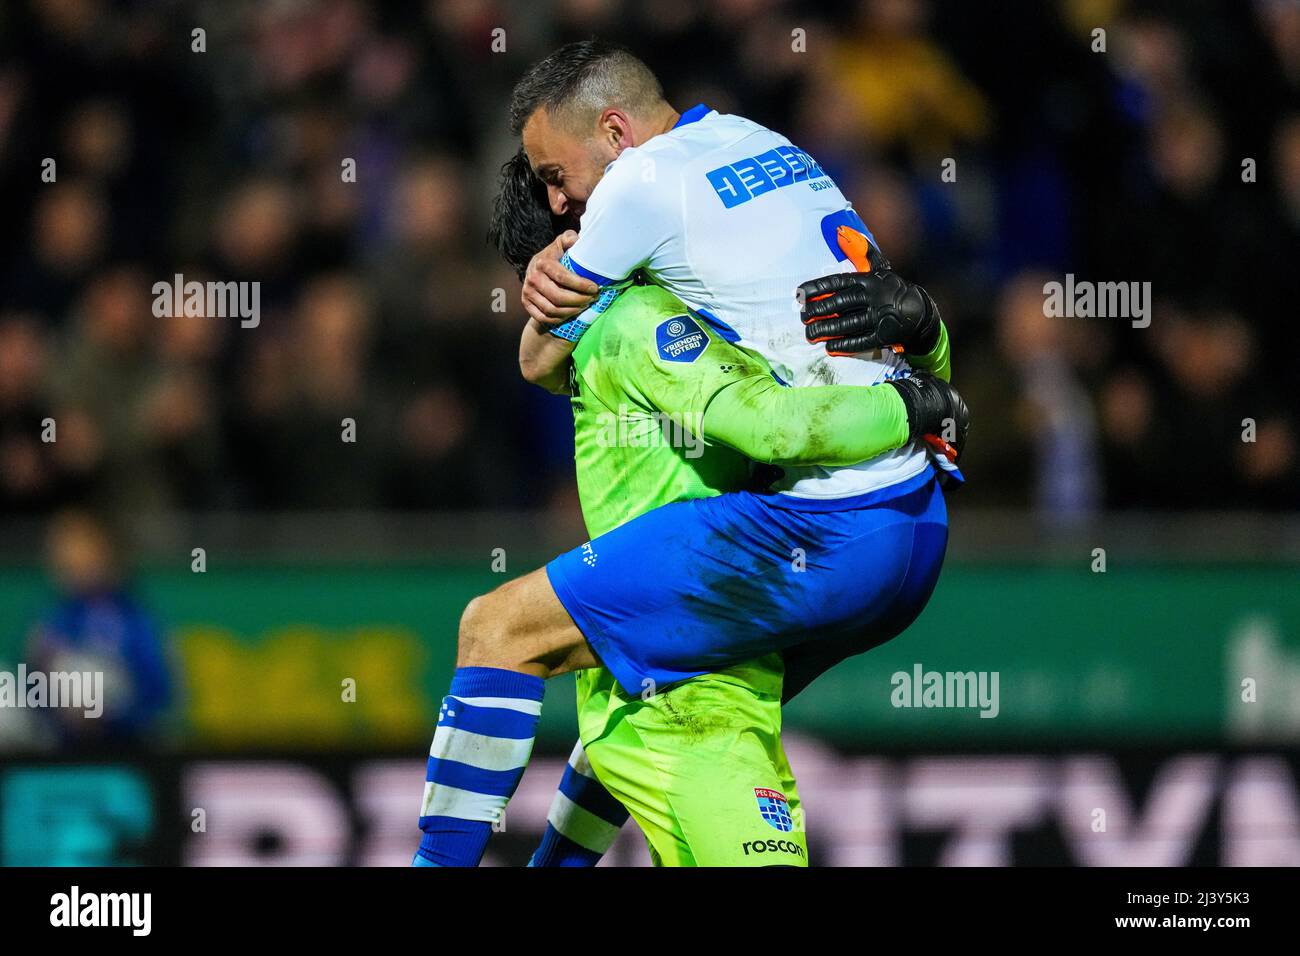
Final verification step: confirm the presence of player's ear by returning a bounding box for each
[600,108,633,152]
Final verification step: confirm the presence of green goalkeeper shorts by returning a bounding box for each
[574,653,808,867]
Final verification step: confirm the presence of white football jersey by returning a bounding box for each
[564,105,930,501]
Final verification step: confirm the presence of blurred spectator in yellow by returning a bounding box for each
[820,0,990,161]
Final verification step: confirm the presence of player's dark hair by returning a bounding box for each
[509,40,664,135]
[488,148,576,280]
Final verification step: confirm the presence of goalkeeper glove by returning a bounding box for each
[884,371,970,464]
[799,270,943,358]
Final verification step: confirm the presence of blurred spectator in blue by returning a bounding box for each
[25,510,174,748]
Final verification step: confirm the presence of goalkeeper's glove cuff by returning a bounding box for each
[884,371,970,458]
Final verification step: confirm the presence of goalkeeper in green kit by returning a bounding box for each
[484,150,965,866]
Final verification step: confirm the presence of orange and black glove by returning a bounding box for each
[798,227,941,357]
[799,268,943,358]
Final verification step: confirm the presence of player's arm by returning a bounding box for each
[624,304,968,466]
[519,318,577,395]
[703,371,967,467]
[520,230,599,326]
[703,375,907,466]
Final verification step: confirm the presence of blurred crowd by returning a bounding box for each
[1,0,1297,530]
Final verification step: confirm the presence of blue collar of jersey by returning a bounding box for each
[673,103,711,128]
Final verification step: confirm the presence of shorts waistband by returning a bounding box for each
[762,464,936,512]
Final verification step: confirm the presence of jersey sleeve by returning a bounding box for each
[563,151,680,287]
[908,320,951,381]
[703,375,910,467]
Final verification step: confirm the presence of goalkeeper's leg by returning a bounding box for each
[581,653,808,867]
[528,740,629,866]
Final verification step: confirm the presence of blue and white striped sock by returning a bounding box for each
[414,666,545,867]
[528,740,629,867]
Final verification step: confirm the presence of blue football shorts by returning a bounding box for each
[546,466,948,699]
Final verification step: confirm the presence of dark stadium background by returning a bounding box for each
[0,0,1296,866]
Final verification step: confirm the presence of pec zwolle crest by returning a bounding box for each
[755,787,793,831]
